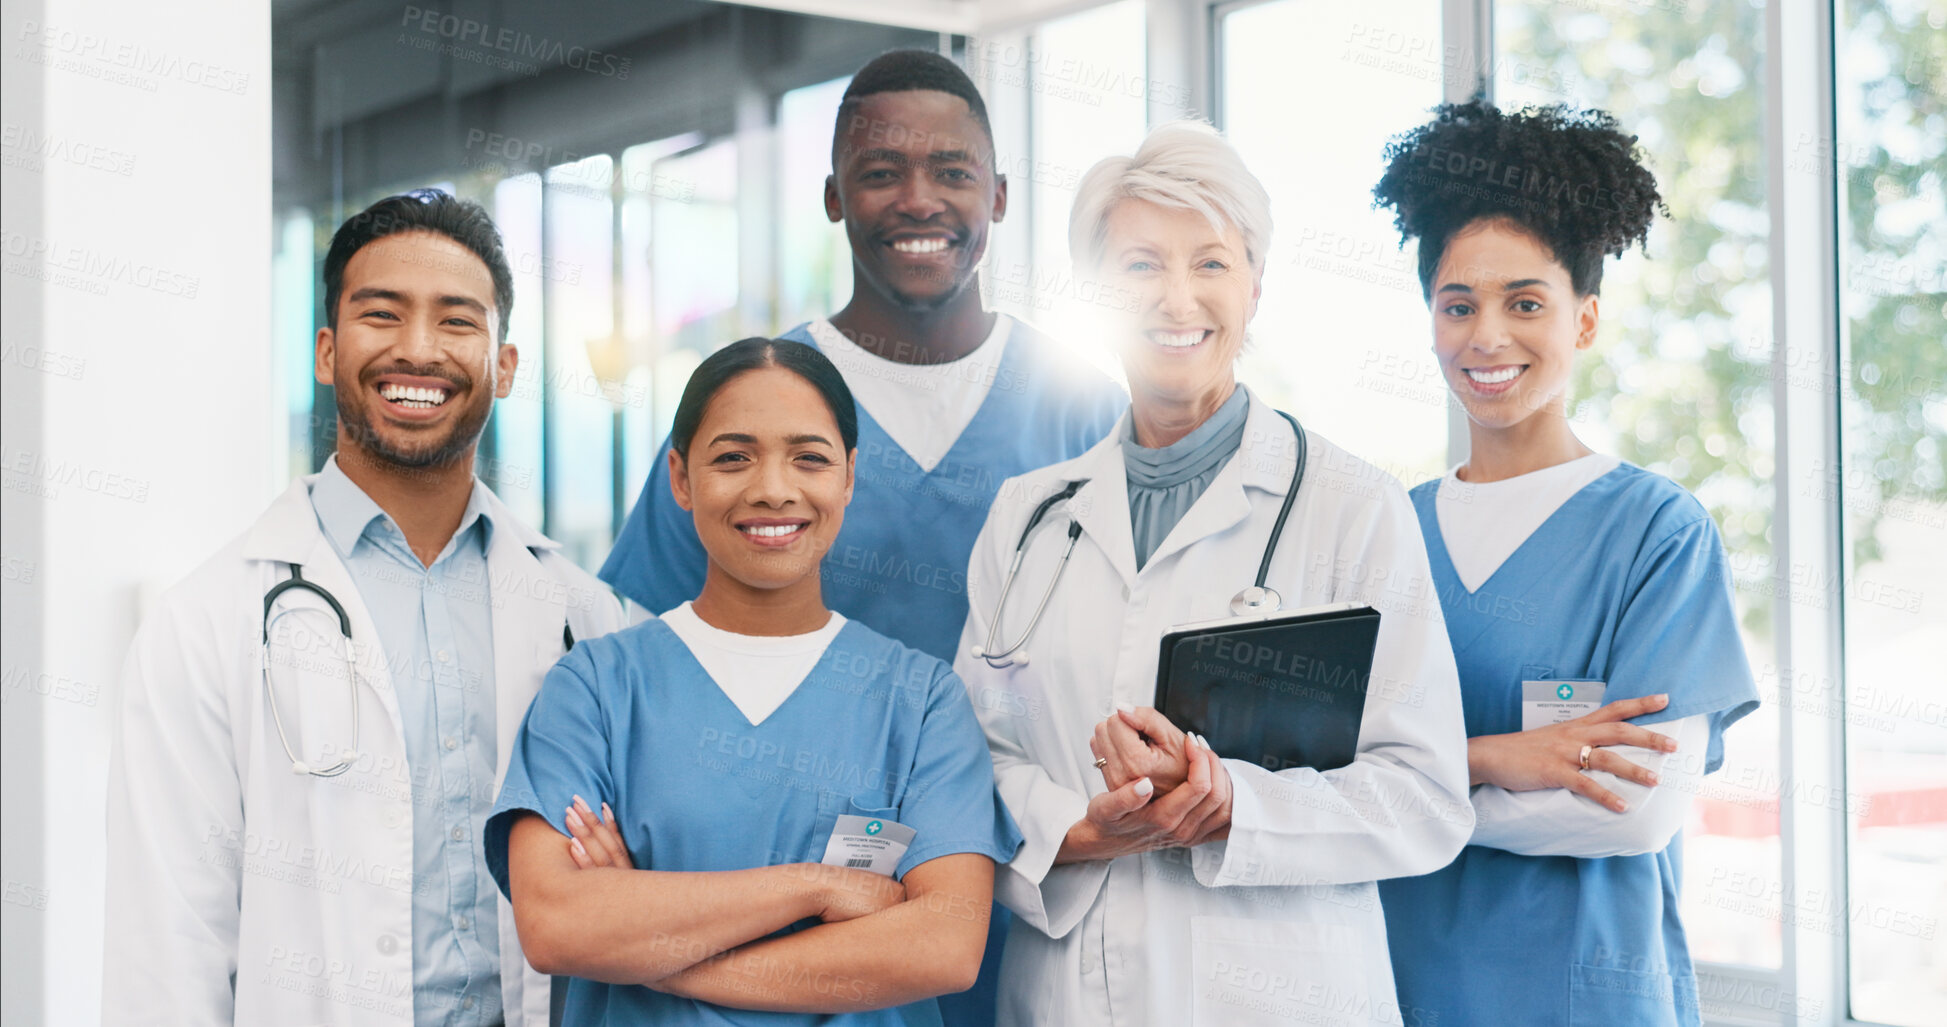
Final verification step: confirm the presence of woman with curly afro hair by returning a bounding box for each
[1370,102,1759,1026]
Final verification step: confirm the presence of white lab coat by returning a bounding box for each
[955,387,1473,1027]
[102,465,626,1027]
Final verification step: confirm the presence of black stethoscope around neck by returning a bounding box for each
[259,564,578,777]
[969,408,1308,668]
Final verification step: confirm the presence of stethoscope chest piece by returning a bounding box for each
[1229,585,1282,616]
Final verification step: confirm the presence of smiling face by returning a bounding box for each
[825,90,1006,312]
[1430,218,1598,432]
[315,230,515,470]
[1099,199,1261,412]
[669,366,857,598]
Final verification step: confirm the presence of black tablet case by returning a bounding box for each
[1153,605,1381,773]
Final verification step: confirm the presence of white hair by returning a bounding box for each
[1068,119,1273,273]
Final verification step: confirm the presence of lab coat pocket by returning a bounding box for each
[1568,961,1690,1026]
[1189,916,1373,1027]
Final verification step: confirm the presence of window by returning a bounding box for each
[1835,0,1947,1022]
[490,172,547,530]
[1493,0,1785,979]
[1220,0,1449,485]
[272,211,317,485]
[779,77,853,331]
[616,135,699,497]
[977,0,1149,380]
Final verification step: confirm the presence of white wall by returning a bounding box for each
[0,0,273,1022]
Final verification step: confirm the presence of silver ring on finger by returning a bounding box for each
[1093,757,1109,769]
[1578,744,1593,772]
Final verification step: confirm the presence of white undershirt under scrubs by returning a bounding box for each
[658,602,847,725]
[1435,452,1622,591]
[806,315,1010,473]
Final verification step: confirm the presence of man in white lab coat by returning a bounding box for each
[102,190,625,1027]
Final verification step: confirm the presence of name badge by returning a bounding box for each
[1522,680,1606,732]
[820,814,916,877]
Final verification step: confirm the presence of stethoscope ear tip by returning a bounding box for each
[290,761,311,775]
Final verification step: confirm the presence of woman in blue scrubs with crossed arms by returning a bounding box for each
[1370,103,1760,1025]
[486,338,1020,1026]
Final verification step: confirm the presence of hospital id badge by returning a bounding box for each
[1522,680,1606,731]
[820,815,916,877]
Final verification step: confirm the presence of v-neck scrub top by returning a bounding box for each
[808,316,1010,474]
[598,319,1126,663]
[486,617,1023,1027]
[1379,462,1759,1027]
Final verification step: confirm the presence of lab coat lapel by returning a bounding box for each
[472,487,568,1027]
[485,511,566,791]
[242,474,405,741]
[1065,419,1140,590]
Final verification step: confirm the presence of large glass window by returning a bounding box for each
[1836,1,1947,1022]
[647,138,739,439]
[271,211,317,484]
[779,77,854,331]
[617,135,701,497]
[491,172,547,530]
[977,0,1149,380]
[1221,0,1448,484]
[1494,0,1783,979]
[543,155,619,568]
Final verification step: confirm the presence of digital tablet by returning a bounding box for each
[1153,602,1381,773]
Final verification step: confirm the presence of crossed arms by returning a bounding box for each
[502,805,993,1013]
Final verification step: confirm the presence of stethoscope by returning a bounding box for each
[260,563,577,777]
[971,408,1307,668]
[261,565,363,776]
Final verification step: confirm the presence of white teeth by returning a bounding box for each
[1466,367,1523,385]
[379,383,451,407]
[1150,330,1206,349]
[742,524,804,538]
[891,237,950,254]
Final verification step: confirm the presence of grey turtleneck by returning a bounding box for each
[1124,387,1250,569]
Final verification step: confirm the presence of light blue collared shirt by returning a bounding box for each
[311,458,502,1026]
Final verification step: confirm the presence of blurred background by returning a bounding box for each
[3,0,1941,1023]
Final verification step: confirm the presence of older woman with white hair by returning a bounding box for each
[953,121,1473,1026]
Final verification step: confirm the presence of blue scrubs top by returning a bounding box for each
[598,320,1126,662]
[485,617,1024,1027]
[601,320,1117,1027]
[1379,463,1759,1027]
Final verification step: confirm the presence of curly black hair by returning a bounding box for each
[1372,101,1666,299]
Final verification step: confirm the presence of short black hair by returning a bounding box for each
[323,189,515,342]
[668,338,859,459]
[833,49,994,162]
[1372,102,1666,299]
